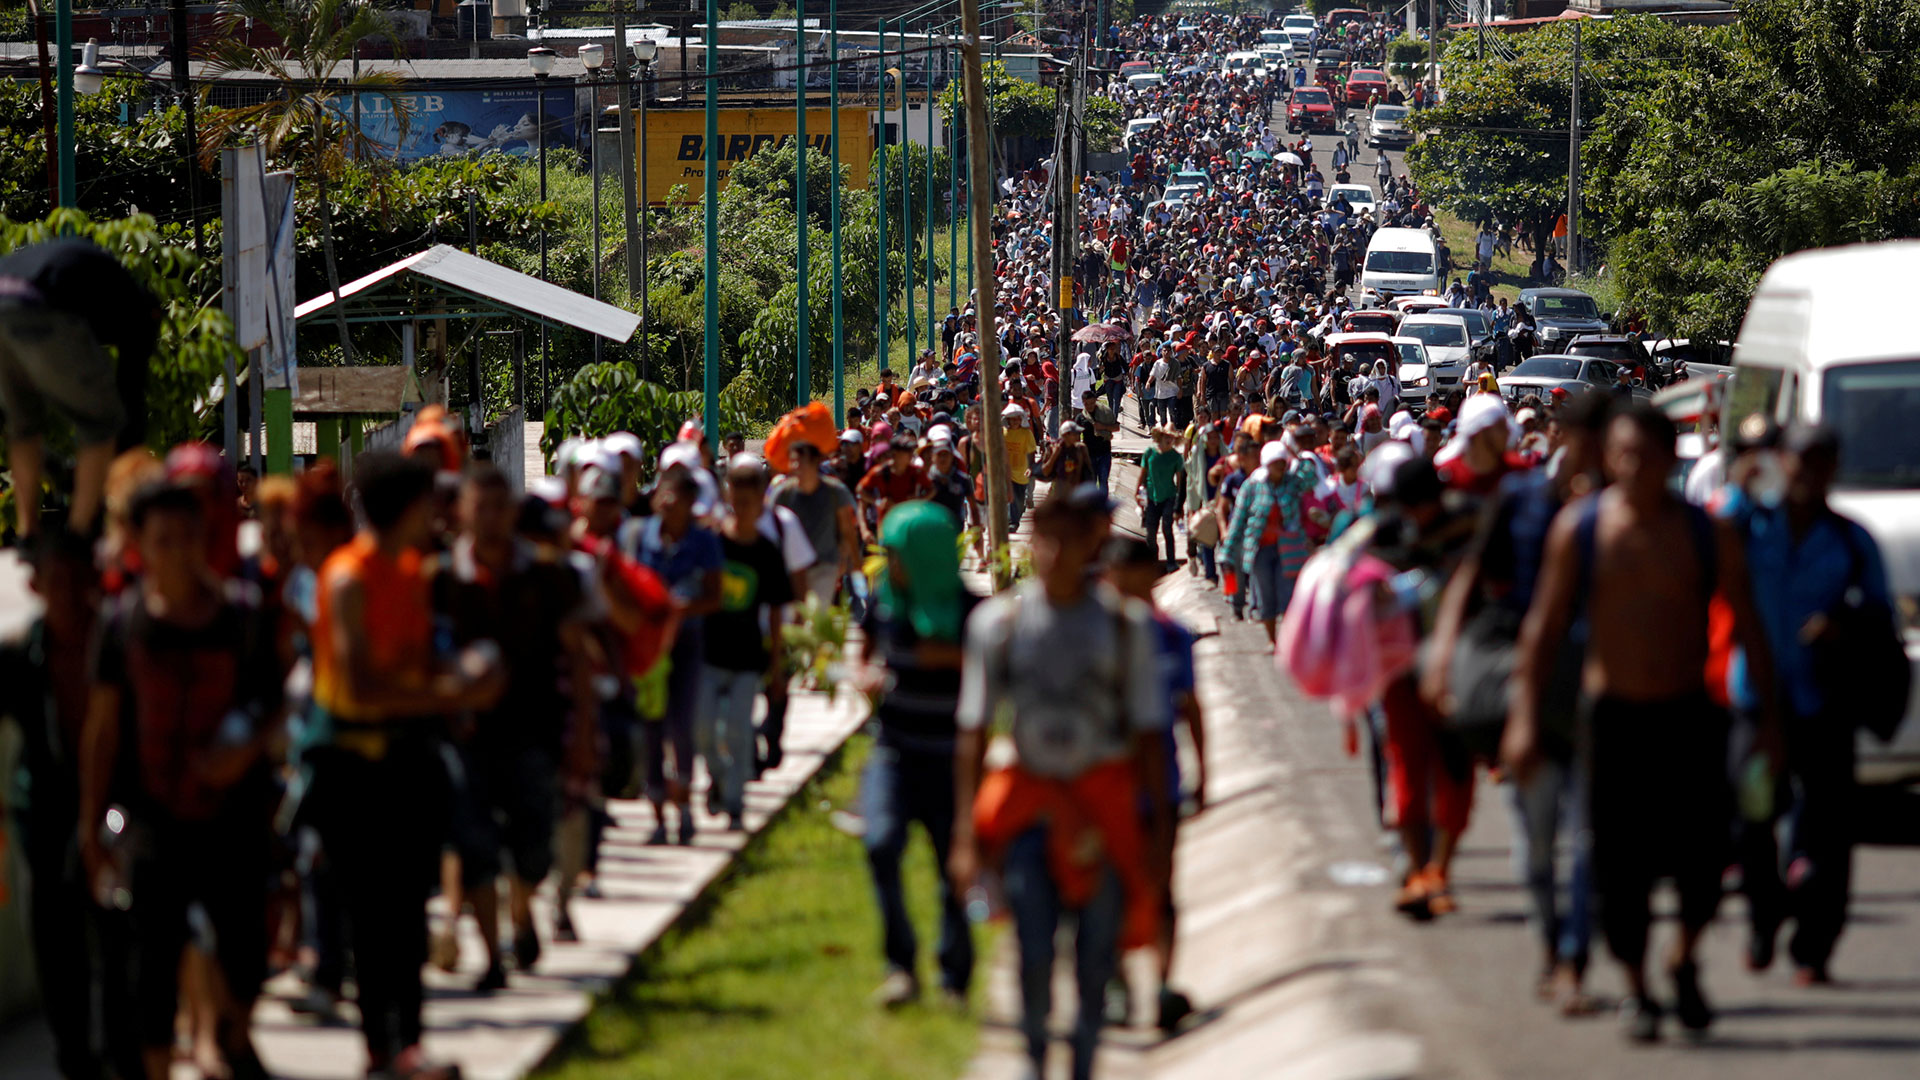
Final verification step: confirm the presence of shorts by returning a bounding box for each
[0,300,123,445]
[448,742,559,889]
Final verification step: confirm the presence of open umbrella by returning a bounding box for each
[1245,148,1273,161]
[1278,151,1305,166]
[1072,323,1134,344]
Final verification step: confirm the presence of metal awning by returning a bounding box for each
[295,245,641,343]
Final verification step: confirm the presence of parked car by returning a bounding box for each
[1428,307,1498,365]
[1397,314,1475,390]
[1367,103,1413,147]
[1286,87,1338,133]
[1389,294,1449,317]
[1726,240,1920,783]
[1496,353,1645,402]
[1565,334,1652,371]
[1345,68,1390,106]
[1517,286,1610,346]
[1390,336,1434,409]
[1341,308,1401,336]
[1326,182,1376,218]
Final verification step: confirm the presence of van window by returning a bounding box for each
[1822,360,1920,489]
[1724,364,1785,441]
[1365,249,1434,274]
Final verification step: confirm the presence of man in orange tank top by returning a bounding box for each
[310,452,503,1080]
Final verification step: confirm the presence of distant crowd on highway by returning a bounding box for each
[0,7,1904,1080]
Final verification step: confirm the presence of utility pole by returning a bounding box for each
[615,9,646,377]
[959,0,1011,588]
[1427,0,1438,94]
[795,0,809,405]
[1566,21,1581,278]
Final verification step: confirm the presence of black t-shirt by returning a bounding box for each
[431,542,586,754]
[861,592,982,743]
[1203,357,1230,396]
[704,532,797,673]
[928,467,972,526]
[90,587,280,824]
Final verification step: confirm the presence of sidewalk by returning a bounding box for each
[0,676,866,1080]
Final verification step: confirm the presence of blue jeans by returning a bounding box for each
[861,740,973,993]
[1195,540,1217,582]
[1250,544,1293,621]
[1005,827,1123,1080]
[696,666,761,819]
[1009,481,1030,530]
[1503,756,1593,970]
[1092,451,1112,495]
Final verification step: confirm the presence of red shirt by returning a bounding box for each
[1436,452,1532,497]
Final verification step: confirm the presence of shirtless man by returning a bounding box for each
[1507,403,1776,1043]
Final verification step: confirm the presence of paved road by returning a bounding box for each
[968,397,1920,1079]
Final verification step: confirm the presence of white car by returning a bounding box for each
[1397,314,1474,390]
[1257,43,1292,67]
[1326,182,1376,218]
[1367,103,1413,147]
[1222,51,1267,79]
[1162,182,1204,205]
[1126,72,1165,93]
[1390,336,1434,408]
[1282,13,1318,34]
[1125,116,1161,149]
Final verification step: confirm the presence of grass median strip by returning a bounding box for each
[538,735,995,1080]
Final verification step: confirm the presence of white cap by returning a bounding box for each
[1457,393,1511,440]
[602,431,644,461]
[1259,441,1289,467]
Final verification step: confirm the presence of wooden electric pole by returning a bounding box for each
[959,0,1011,588]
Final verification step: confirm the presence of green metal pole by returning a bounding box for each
[876,19,889,376]
[829,0,844,425]
[924,28,936,360]
[948,37,957,319]
[55,0,74,208]
[899,21,915,369]
[704,0,720,449]
[795,0,810,405]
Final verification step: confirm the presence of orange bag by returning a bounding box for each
[764,401,838,474]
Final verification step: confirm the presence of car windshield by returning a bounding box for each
[1397,343,1426,366]
[1337,342,1395,367]
[1456,311,1490,336]
[1571,341,1634,361]
[1334,187,1372,202]
[1533,294,1601,319]
[1402,323,1466,347]
[1365,249,1433,274]
[1374,106,1409,122]
[1295,90,1331,105]
[1512,357,1583,379]
[1823,360,1920,489]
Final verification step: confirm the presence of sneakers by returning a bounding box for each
[874,970,920,1009]
[288,984,345,1024]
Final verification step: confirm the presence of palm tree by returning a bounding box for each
[199,0,414,364]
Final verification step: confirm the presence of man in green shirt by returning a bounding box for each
[1134,426,1186,571]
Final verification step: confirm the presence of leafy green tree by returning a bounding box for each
[200,0,415,365]
[540,361,753,467]
[1585,0,1920,338]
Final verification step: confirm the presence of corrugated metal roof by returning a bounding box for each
[296,245,640,342]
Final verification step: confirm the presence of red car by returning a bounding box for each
[1346,68,1389,107]
[1287,87,1337,133]
[1341,309,1401,336]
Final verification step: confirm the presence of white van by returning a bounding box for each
[1360,227,1440,304]
[1727,240,1920,784]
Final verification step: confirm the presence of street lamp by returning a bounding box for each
[581,43,605,363]
[73,39,104,96]
[633,36,657,366]
[529,44,555,409]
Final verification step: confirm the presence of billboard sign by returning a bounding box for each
[340,87,581,163]
[640,107,874,204]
